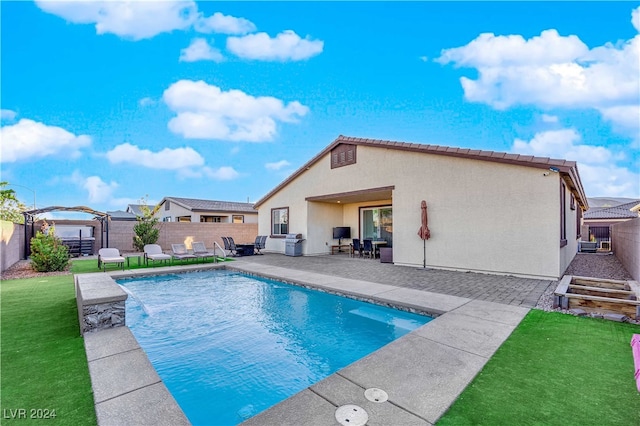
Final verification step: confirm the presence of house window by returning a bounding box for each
[560,182,567,247]
[165,201,170,211]
[331,144,356,169]
[360,206,393,247]
[271,207,289,236]
[163,216,172,222]
[200,216,222,223]
[576,205,582,239]
[232,215,244,223]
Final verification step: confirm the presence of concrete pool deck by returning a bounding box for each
[231,260,529,425]
[87,255,538,425]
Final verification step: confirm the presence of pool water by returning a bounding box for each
[118,270,432,425]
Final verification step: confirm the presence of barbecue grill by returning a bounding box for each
[284,233,304,256]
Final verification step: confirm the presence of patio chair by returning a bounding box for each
[362,239,373,259]
[171,244,197,262]
[98,248,125,271]
[221,237,235,256]
[192,241,217,263]
[226,237,239,257]
[254,235,267,255]
[351,239,362,258]
[143,244,171,266]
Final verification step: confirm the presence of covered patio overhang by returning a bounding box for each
[305,185,394,204]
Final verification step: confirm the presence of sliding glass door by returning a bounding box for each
[360,206,392,247]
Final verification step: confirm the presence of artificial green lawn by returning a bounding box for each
[3,263,638,426]
[70,255,231,274]
[438,309,640,425]
[1,275,96,425]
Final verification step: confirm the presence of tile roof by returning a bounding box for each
[163,197,257,213]
[126,204,146,216]
[584,200,640,219]
[255,135,588,209]
[107,210,137,220]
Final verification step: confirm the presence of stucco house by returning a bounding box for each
[155,197,258,224]
[583,199,640,249]
[254,136,589,280]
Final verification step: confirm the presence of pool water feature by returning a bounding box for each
[118,270,432,425]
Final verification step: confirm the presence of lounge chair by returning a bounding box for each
[192,242,217,263]
[171,244,197,262]
[98,248,125,271]
[143,244,171,266]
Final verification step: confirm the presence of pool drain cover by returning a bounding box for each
[364,387,388,403]
[335,404,368,426]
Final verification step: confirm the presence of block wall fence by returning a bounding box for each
[0,219,258,275]
[611,217,640,282]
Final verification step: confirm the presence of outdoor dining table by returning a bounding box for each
[371,240,387,258]
[236,243,255,256]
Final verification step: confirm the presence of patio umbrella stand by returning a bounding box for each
[417,200,431,268]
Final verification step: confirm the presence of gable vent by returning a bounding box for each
[331,144,357,169]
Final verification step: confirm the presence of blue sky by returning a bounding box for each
[2,1,639,217]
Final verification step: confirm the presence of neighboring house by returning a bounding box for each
[126,204,146,217]
[106,210,137,221]
[583,200,640,247]
[155,197,258,223]
[254,135,589,280]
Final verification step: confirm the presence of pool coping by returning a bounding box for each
[81,261,530,425]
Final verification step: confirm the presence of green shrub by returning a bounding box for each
[132,203,160,252]
[30,230,69,272]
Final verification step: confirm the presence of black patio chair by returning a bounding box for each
[362,239,373,259]
[221,236,236,257]
[351,239,362,258]
[227,237,240,256]
[254,235,267,255]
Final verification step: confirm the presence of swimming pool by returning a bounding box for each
[118,270,432,425]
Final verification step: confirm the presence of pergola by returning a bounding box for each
[22,206,111,259]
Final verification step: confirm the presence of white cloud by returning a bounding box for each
[598,105,640,136]
[138,97,155,107]
[106,143,205,170]
[437,25,640,137]
[1,109,17,121]
[67,171,141,206]
[195,12,256,35]
[35,0,198,40]
[1,119,91,163]
[163,80,309,141]
[70,171,119,204]
[227,30,324,61]
[265,160,291,171]
[632,6,640,32]
[179,38,224,62]
[513,129,612,164]
[512,129,639,197]
[541,114,559,123]
[83,176,118,203]
[204,166,240,180]
[578,163,640,198]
